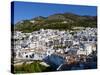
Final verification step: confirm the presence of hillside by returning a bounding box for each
[14,12,97,33]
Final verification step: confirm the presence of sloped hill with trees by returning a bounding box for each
[14,13,97,33]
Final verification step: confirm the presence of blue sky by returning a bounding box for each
[12,1,97,24]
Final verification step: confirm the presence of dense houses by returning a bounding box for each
[12,27,97,70]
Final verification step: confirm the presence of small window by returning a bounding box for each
[32,54,34,58]
[26,55,28,58]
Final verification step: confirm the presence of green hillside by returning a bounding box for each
[14,13,97,33]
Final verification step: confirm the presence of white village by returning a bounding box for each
[12,27,97,70]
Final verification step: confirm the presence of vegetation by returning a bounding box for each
[14,13,97,33]
[14,61,54,73]
[53,45,66,49]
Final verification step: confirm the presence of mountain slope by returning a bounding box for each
[14,13,97,33]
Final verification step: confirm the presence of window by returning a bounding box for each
[26,55,28,58]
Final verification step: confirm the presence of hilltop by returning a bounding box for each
[14,12,97,33]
